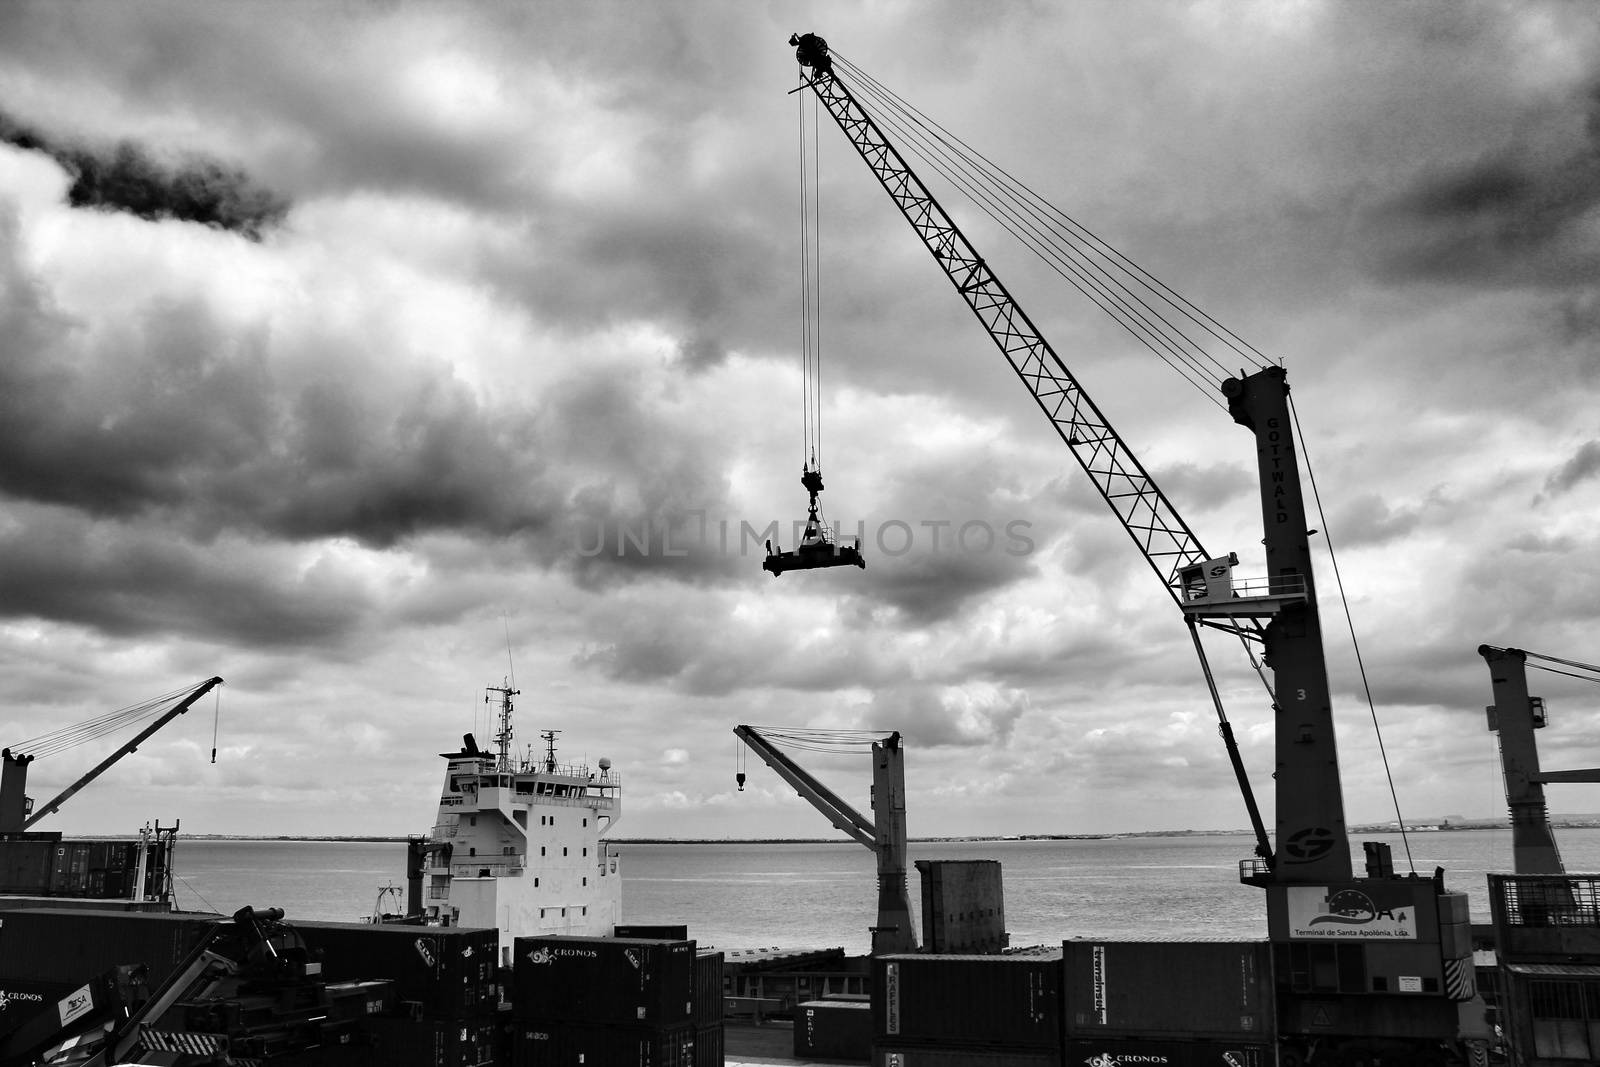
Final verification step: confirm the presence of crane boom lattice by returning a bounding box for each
[790,37,1250,636]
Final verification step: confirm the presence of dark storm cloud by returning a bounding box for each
[1324,492,1424,548]
[1363,80,1600,286]
[0,508,364,647]
[0,108,288,240]
[854,547,1035,626]
[0,261,547,548]
[868,683,1031,748]
[1544,440,1600,495]
[0,225,746,649]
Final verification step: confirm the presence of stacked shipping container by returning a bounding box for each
[0,840,154,898]
[870,951,1062,1066]
[694,948,725,1067]
[509,935,713,1067]
[0,907,220,1041]
[1061,939,1276,1067]
[295,921,503,1067]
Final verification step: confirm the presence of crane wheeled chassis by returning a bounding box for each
[735,725,916,955]
[788,31,1479,1064]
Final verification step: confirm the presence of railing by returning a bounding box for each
[1188,572,1308,604]
[1238,856,1271,883]
[451,862,525,879]
[1492,874,1600,927]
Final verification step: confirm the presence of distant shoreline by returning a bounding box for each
[70,822,1584,844]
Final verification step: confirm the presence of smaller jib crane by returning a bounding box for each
[734,725,914,954]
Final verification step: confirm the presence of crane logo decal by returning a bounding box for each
[1286,885,1417,940]
[1281,826,1338,863]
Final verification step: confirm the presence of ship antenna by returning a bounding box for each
[541,729,560,773]
[485,682,519,772]
[502,614,517,690]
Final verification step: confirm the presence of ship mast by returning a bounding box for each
[485,683,519,773]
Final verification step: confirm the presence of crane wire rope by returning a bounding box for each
[1520,649,1600,681]
[1289,392,1414,873]
[835,50,1255,383]
[831,52,1261,407]
[749,726,888,754]
[827,52,1280,709]
[798,81,824,475]
[5,681,204,760]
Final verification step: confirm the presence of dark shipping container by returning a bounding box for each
[871,1044,1058,1066]
[0,977,79,1040]
[872,952,1062,1050]
[1062,938,1275,1041]
[0,841,53,895]
[693,1022,722,1067]
[510,1020,695,1067]
[1065,1037,1273,1066]
[512,936,695,1027]
[0,908,219,987]
[365,1014,500,1067]
[615,924,689,940]
[694,949,723,1027]
[297,921,501,1019]
[796,999,871,1061]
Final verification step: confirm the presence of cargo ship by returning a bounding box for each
[396,683,624,967]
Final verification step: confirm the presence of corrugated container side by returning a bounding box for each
[365,1015,500,1067]
[0,908,219,986]
[693,949,723,1026]
[796,999,872,1061]
[1065,1037,1274,1066]
[871,953,1062,1050]
[871,1043,1058,1066]
[1062,939,1275,1040]
[510,1020,695,1067]
[512,936,695,1026]
[693,1022,722,1067]
[297,921,501,1019]
[0,842,52,895]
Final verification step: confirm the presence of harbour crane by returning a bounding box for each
[787,32,1477,1063]
[1478,645,1600,876]
[734,725,916,955]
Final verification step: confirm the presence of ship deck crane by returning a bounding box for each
[788,32,1477,1063]
[0,676,224,833]
[734,725,915,955]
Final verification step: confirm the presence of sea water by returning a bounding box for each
[167,828,1600,955]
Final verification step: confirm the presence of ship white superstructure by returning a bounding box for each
[419,686,621,964]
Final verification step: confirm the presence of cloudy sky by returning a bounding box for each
[1,2,1598,865]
